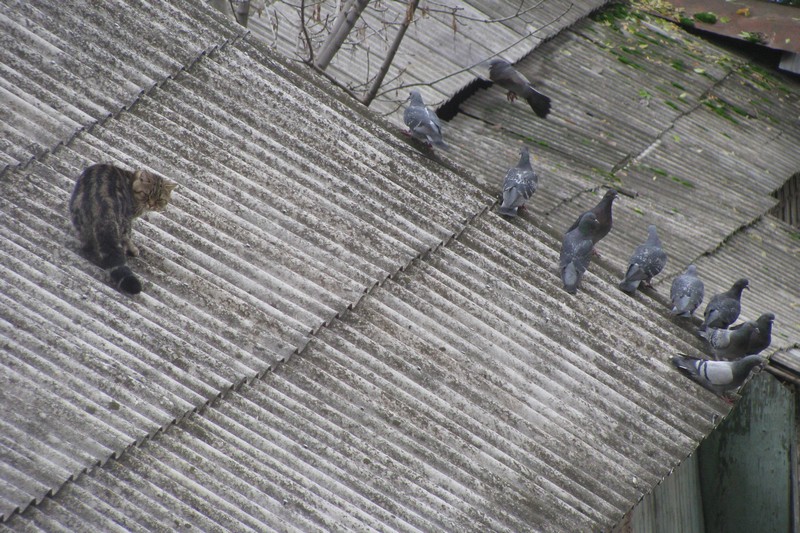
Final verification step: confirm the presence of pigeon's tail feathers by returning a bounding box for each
[562,263,579,294]
[670,355,700,378]
[430,138,450,150]
[525,90,551,118]
[619,264,645,293]
[498,205,519,217]
[671,298,693,317]
[619,278,640,293]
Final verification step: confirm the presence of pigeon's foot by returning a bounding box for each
[506,91,518,102]
[402,129,412,137]
[591,247,600,257]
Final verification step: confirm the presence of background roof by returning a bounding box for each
[1,0,798,531]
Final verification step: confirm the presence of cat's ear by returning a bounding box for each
[132,170,153,193]
[163,180,178,193]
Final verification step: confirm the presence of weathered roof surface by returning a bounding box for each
[245,0,609,116]
[447,9,800,348]
[0,0,487,522]
[1,1,799,532]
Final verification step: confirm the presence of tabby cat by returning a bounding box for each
[69,163,177,294]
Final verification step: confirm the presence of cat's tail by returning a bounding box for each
[97,228,143,294]
[109,265,143,294]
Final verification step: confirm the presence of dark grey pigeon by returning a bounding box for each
[700,322,759,360]
[559,212,599,294]
[670,264,705,317]
[730,313,775,355]
[403,90,448,149]
[489,58,551,119]
[498,146,537,217]
[618,225,667,293]
[671,353,764,401]
[701,278,749,331]
[566,189,618,247]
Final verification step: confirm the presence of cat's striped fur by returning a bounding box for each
[69,163,177,294]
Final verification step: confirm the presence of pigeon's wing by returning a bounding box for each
[405,106,447,148]
[489,61,529,92]
[619,245,650,292]
[565,213,584,235]
[560,232,594,293]
[697,360,736,387]
[499,166,537,216]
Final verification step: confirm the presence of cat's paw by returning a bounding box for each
[125,241,140,257]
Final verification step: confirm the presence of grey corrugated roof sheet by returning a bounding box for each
[1,1,798,531]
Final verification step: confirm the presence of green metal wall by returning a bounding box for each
[698,372,796,533]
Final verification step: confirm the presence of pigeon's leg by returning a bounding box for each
[643,280,656,290]
[591,247,601,257]
[506,91,518,102]
[518,204,526,212]
[401,129,413,137]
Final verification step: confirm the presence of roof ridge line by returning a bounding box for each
[0,29,249,180]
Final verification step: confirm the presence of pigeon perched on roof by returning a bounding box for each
[403,90,448,149]
[671,353,764,401]
[618,225,667,293]
[559,212,599,294]
[700,322,759,360]
[488,58,551,119]
[730,313,775,355]
[566,189,618,251]
[669,264,705,317]
[701,278,749,331]
[498,146,537,217]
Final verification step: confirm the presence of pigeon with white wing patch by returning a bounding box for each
[671,353,764,401]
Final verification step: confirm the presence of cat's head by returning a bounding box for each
[132,170,178,212]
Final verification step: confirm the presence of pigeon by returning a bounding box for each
[730,313,775,355]
[403,90,448,149]
[566,189,618,250]
[559,212,599,294]
[669,264,705,317]
[671,353,764,400]
[699,322,759,360]
[488,58,551,119]
[618,225,667,293]
[498,146,537,217]
[701,278,749,331]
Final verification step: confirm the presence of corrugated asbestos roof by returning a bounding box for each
[1,0,798,531]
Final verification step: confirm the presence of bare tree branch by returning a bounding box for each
[314,0,370,70]
[373,2,574,100]
[361,0,420,106]
[299,0,314,63]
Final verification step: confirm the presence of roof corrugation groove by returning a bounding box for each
[0,2,497,520]
[0,0,242,171]
[2,210,730,532]
[246,0,609,117]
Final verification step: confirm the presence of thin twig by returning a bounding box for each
[300,0,315,63]
[361,0,420,106]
